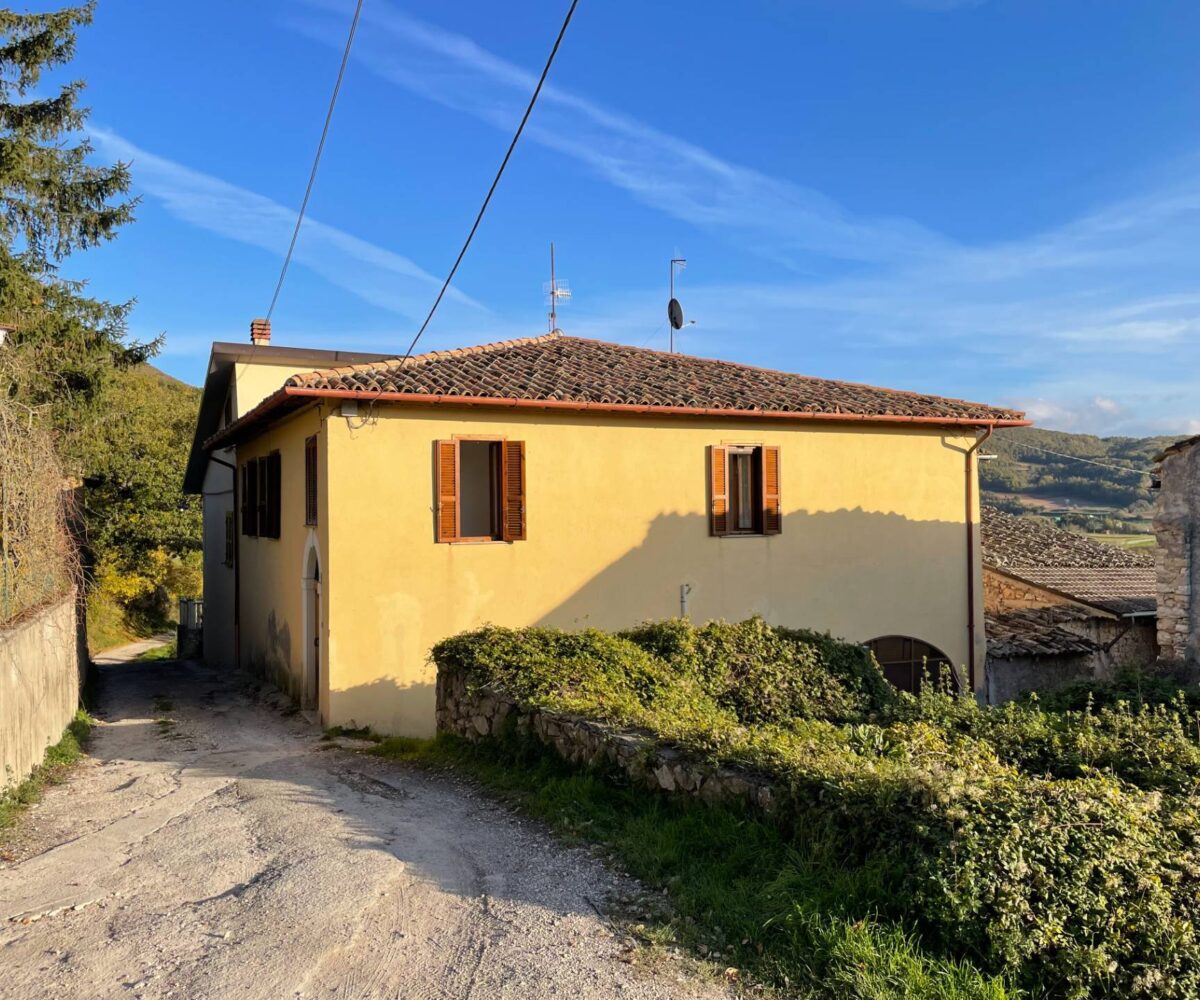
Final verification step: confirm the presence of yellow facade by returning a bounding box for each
[235,400,985,737]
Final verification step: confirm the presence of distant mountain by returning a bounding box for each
[980,427,1183,524]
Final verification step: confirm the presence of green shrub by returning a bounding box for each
[433,618,1200,997]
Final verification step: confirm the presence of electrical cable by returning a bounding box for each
[399,0,581,364]
[266,0,365,321]
[1006,440,1154,476]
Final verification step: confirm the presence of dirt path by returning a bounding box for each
[0,652,727,999]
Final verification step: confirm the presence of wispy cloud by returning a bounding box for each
[281,3,1200,435]
[89,126,483,321]
[288,0,953,270]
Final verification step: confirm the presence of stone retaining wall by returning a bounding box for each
[1,594,84,789]
[1156,441,1200,664]
[436,668,779,813]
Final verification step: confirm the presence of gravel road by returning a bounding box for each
[0,649,729,1000]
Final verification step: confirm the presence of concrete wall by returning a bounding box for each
[308,404,984,737]
[1155,443,1200,664]
[0,595,82,789]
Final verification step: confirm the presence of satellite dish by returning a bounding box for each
[668,298,684,330]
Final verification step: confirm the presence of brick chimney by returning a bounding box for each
[250,318,271,345]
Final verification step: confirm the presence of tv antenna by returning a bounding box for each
[544,242,572,332]
[668,257,689,352]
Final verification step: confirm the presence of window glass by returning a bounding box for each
[459,440,500,539]
[733,452,754,530]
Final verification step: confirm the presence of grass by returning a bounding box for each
[86,588,140,655]
[0,710,93,842]
[368,733,1012,1000]
[135,640,177,663]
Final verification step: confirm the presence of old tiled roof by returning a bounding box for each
[986,606,1102,659]
[1155,433,1200,463]
[981,505,1154,570]
[285,333,1026,423]
[1006,568,1157,616]
[980,505,1156,615]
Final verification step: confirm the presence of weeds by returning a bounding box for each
[0,710,93,840]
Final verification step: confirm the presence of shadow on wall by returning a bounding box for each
[331,676,437,740]
[247,610,295,700]
[533,507,972,664]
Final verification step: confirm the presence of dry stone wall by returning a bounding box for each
[1155,442,1200,664]
[436,668,779,814]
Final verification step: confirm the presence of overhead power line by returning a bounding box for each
[399,0,581,364]
[1009,440,1154,476]
[266,0,365,322]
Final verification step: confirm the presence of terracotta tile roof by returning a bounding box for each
[1007,567,1157,616]
[980,505,1154,570]
[285,333,1026,423]
[986,606,1102,659]
[980,505,1156,615]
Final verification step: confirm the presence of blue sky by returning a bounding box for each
[62,0,1200,435]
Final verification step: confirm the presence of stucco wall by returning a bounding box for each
[1156,443,1200,663]
[312,405,983,737]
[201,454,236,669]
[237,406,329,717]
[0,595,82,789]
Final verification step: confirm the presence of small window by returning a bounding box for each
[866,636,956,694]
[223,511,235,566]
[435,439,525,543]
[709,445,781,536]
[304,436,318,526]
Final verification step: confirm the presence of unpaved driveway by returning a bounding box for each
[0,651,728,999]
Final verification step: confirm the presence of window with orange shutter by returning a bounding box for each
[709,444,781,537]
[435,438,526,543]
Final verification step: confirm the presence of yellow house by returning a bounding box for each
[190,326,1028,737]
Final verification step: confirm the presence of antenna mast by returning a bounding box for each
[545,242,571,332]
[668,258,687,352]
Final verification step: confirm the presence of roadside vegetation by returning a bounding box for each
[0,6,202,652]
[0,710,93,844]
[419,619,1200,1000]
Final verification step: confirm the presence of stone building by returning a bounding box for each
[980,505,1157,701]
[1154,435,1200,665]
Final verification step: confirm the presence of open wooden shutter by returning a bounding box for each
[304,436,317,526]
[435,440,459,542]
[761,445,781,535]
[501,440,526,541]
[242,463,258,537]
[709,445,729,536]
[266,451,282,538]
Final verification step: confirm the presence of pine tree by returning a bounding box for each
[0,2,156,464]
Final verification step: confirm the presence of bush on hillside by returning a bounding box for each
[433,618,1200,999]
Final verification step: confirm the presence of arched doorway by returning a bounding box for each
[303,547,321,713]
[866,635,956,694]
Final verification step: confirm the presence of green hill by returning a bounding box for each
[980,427,1182,543]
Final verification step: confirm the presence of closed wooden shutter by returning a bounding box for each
[501,440,526,542]
[304,436,318,526]
[266,452,282,538]
[709,445,729,536]
[761,445,781,535]
[435,440,459,542]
